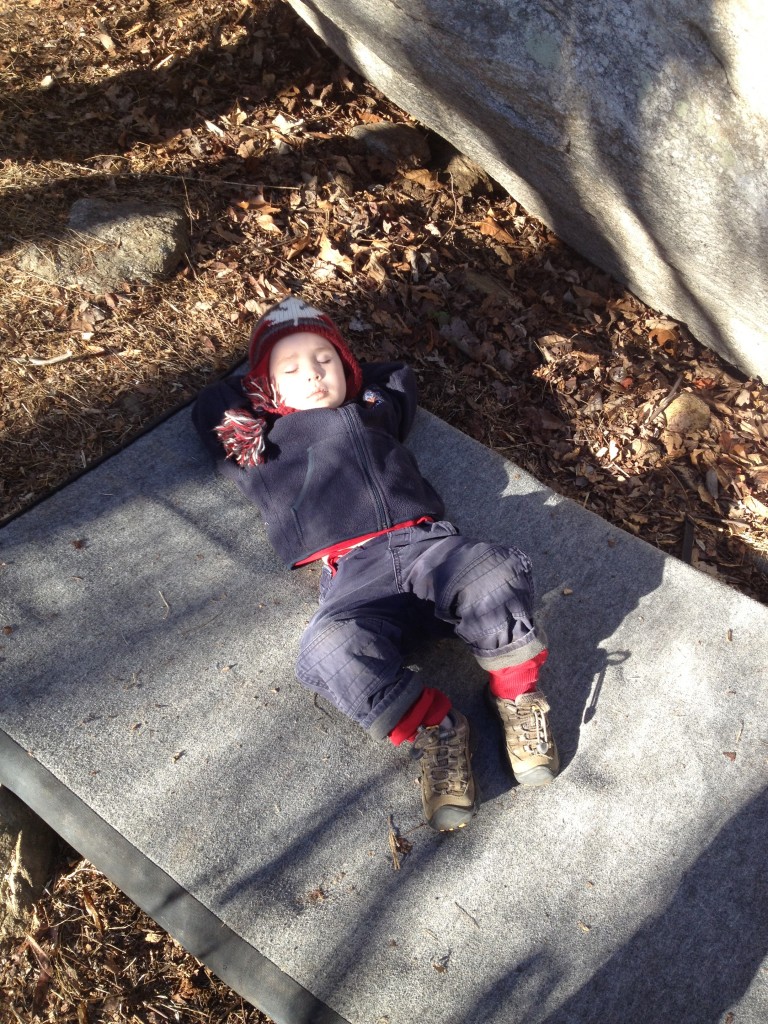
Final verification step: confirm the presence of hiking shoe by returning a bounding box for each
[488,689,560,786]
[412,710,479,832]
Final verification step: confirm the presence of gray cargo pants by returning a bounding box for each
[296,520,545,739]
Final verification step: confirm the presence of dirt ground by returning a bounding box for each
[1,0,767,1020]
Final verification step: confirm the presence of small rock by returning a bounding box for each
[19,196,189,293]
[663,392,711,434]
[444,152,494,193]
[349,121,431,169]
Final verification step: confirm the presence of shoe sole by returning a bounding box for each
[513,765,557,787]
[429,800,479,832]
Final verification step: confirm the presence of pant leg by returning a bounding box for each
[296,541,423,739]
[390,521,547,670]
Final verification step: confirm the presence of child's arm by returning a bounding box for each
[192,376,265,479]
[361,361,418,441]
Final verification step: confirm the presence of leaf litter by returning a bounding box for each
[1,0,767,1019]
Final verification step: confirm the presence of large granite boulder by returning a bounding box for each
[288,0,768,381]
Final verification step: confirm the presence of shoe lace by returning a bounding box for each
[501,696,550,755]
[412,723,470,794]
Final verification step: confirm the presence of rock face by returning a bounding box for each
[287,0,768,381]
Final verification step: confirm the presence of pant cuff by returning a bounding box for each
[473,631,547,671]
[366,670,425,741]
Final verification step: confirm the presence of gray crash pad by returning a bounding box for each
[1,406,767,1024]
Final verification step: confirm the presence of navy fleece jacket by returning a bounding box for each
[192,362,445,567]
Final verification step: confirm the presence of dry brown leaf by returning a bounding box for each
[572,284,605,307]
[362,254,387,285]
[402,168,441,191]
[203,118,226,138]
[82,890,105,933]
[743,494,768,519]
[285,234,312,260]
[477,216,516,246]
[255,213,282,234]
[649,327,678,348]
[318,235,353,272]
[539,410,566,431]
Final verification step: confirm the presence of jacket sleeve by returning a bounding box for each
[360,361,418,441]
[191,377,256,485]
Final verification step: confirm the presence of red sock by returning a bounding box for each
[388,687,452,746]
[488,650,548,701]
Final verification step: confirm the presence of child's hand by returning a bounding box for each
[214,408,267,467]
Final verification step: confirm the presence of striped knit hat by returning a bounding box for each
[244,295,363,409]
[214,296,363,468]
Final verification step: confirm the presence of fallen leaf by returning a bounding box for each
[403,168,441,191]
[318,235,353,272]
[255,212,282,234]
[723,751,736,762]
[285,234,312,260]
[81,891,104,933]
[649,326,678,349]
[477,216,516,245]
[203,118,226,138]
[539,411,566,431]
[743,494,768,519]
[572,284,605,307]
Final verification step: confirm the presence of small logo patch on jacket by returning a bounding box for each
[362,388,383,406]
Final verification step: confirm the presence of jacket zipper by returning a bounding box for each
[342,406,388,529]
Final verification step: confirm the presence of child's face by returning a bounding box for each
[269,332,347,410]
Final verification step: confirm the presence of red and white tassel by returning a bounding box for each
[214,408,267,468]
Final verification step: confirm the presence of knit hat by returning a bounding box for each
[244,295,363,410]
[214,295,363,469]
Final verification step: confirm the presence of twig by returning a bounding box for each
[12,347,133,367]
[643,372,684,425]
[158,590,170,620]
[387,814,401,871]
[439,173,459,240]
[181,611,223,635]
[13,350,74,366]
[312,693,331,718]
[454,902,480,929]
